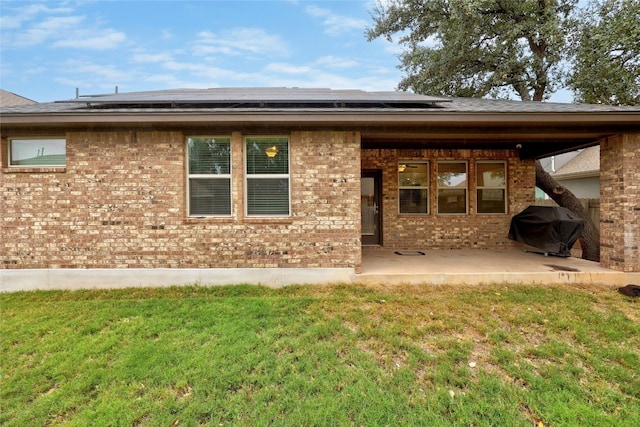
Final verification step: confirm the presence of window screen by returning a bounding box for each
[246,137,290,216]
[187,137,231,216]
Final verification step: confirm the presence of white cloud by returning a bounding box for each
[240,58,400,92]
[13,15,86,47]
[143,74,215,89]
[25,66,47,75]
[264,62,314,74]
[193,27,290,57]
[132,52,174,64]
[305,5,368,35]
[160,61,249,83]
[61,60,133,82]
[256,69,398,92]
[314,55,360,69]
[383,42,404,55]
[1,3,126,50]
[0,3,75,29]
[161,61,212,73]
[53,30,126,49]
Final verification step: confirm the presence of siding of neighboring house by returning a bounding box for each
[537,146,600,199]
[1,130,362,270]
[552,176,600,199]
[361,148,535,250]
[552,146,600,199]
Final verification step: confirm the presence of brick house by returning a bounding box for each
[1,88,639,288]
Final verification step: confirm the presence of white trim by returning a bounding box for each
[476,160,507,214]
[244,136,291,217]
[436,161,468,215]
[185,136,232,217]
[398,160,430,215]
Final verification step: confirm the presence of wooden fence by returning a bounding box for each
[535,199,600,230]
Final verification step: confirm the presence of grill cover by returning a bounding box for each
[508,206,584,257]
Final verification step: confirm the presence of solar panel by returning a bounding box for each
[59,87,451,108]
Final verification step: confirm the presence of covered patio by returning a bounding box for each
[357,247,639,286]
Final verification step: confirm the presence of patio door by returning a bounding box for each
[361,170,382,246]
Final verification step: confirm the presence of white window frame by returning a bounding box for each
[9,137,66,167]
[398,161,430,215]
[437,161,468,215]
[186,136,232,217]
[476,161,507,214]
[245,136,291,217]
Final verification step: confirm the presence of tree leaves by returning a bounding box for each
[367,0,640,106]
[568,0,640,106]
[367,0,579,101]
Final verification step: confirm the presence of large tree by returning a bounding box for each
[367,0,605,260]
[367,0,578,101]
[569,0,640,106]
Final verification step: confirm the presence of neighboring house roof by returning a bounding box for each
[551,146,600,180]
[2,87,640,159]
[0,89,36,106]
[539,150,581,173]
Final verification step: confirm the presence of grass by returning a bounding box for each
[1,283,639,426]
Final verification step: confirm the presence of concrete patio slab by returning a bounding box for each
[357,247,639,286]
[2,247,637,291]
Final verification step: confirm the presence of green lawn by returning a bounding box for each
[1,283,638,426]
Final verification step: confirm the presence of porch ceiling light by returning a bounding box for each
[265,145,278,158]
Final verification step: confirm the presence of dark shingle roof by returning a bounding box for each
[439,96,640,113]
[1,87,639,114]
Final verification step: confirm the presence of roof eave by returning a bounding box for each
[2,109,640,127]
[552,170,600,180]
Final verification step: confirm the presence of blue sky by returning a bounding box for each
[0,0,572,103]
[1,0,407,102]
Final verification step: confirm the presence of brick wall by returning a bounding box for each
[1,130,361,270]
[361,148,536,250]
[600,133,640,272]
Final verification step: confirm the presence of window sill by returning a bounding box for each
[184,217,235,224]
[242,217,293,224]
[3,167,67,173]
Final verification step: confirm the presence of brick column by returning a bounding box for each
[600,133,640,272]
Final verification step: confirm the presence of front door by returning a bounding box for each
[361,170,382,246]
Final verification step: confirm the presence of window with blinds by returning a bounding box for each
[245,137,290,216]
[187,136,231,216]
